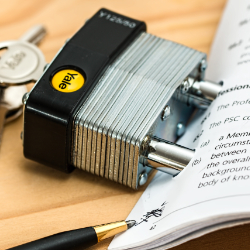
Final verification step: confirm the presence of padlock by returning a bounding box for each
[22,9,221,189]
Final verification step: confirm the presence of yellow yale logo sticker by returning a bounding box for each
[51,69,85,93]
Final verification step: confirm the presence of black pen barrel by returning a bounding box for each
[8,227,98,250]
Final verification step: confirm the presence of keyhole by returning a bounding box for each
[0,48,8,59]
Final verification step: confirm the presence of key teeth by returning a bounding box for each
[19,25,47,45]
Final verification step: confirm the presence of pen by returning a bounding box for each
[8,220,136,250]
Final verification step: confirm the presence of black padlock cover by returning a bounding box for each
[23,8,146,172]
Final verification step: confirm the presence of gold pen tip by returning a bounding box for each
[94,220,136,242]
[126,220,136,229]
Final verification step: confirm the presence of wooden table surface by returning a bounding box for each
[2,0,250,249]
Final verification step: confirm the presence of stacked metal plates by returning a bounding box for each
[72,32,205,189]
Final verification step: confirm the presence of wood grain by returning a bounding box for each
[3,0,249,250]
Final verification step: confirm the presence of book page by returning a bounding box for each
[109,0,250,249]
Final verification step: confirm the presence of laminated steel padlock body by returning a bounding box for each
[23,9,208,189]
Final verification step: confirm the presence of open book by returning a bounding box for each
[109,0,250,249]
